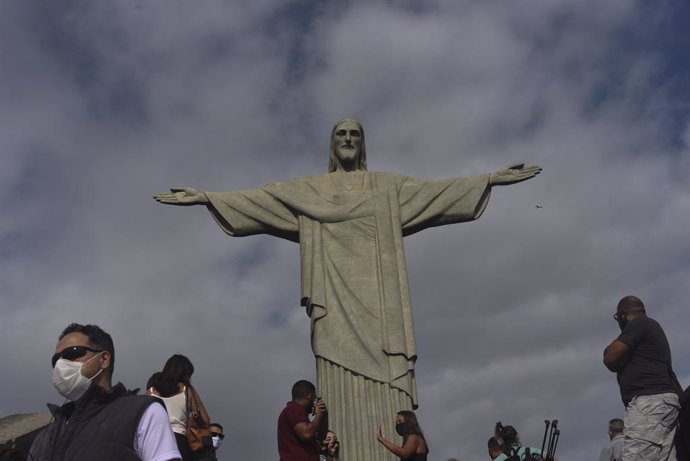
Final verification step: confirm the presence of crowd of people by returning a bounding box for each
[27,293,688,461]
[29,323,225,461]
[276,295,687,461]
[277,380,564,461]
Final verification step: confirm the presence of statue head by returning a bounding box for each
[328,118,368,172]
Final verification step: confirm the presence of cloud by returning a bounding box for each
[1,1,689,460]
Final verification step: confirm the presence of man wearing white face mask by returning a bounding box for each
[29,323,182,461]
[209,423,225,459]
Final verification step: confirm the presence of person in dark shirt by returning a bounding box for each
[277,380,328,461]
[603,295,682,461]
[376,410,429,461]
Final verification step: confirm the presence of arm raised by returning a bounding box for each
[293,399,328,443]
[153,187,209,206]
[376,426,421,459]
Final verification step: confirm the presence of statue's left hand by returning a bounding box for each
[489,163,542,186]
[153,187,209,206]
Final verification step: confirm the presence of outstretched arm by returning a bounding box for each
[153,187,209,206]
[489,163,542,186]
[376,427,420,459]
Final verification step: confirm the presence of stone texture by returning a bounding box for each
[0,412,51,461]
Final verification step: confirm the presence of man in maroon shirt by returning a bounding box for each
[278,380,328,461]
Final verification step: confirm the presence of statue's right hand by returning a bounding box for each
[153,187,209,206]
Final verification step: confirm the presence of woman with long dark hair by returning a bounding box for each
[149,354,212,461]
[376,410,429,461]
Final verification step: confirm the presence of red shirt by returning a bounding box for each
[277,401,319,461]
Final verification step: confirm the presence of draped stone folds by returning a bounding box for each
[205,171,491,459]
[317,357,413,461]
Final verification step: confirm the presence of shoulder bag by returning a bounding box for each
[185,385,213,454]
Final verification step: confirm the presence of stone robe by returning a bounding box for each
[205,170,491,460]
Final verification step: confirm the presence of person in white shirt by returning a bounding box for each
[598,418,624,461]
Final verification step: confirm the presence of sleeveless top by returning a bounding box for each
[152,385,187,434]
[402,453,427,461]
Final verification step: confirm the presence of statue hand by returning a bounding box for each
[489,163,542,186]
[153,187,209,206]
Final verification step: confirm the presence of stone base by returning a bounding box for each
[0,413,52,461]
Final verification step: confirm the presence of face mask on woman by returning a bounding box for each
[52,352,104,401]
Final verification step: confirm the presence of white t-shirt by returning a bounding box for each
[134,402,182,461]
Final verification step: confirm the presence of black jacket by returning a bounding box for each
[29,382,159,461]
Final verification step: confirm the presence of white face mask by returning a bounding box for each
[52,353,103,401]
[212,436,223,449]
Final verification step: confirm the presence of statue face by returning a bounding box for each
[332,120,362,166]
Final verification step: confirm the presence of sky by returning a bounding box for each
[1,0,689,460]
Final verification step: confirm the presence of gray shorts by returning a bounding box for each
[623,393,679,461]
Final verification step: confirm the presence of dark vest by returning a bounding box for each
[29,382,160,461]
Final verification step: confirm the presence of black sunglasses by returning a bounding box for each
[613,312,625,322]
[210,432,225,439]
[51,346,103,367]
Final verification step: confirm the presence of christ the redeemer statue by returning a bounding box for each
[154,118,541,461]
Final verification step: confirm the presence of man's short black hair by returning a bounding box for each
[617,295,645,313]
[291,380,316,399]
[210,423,224,431]
[59,323,115,374]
